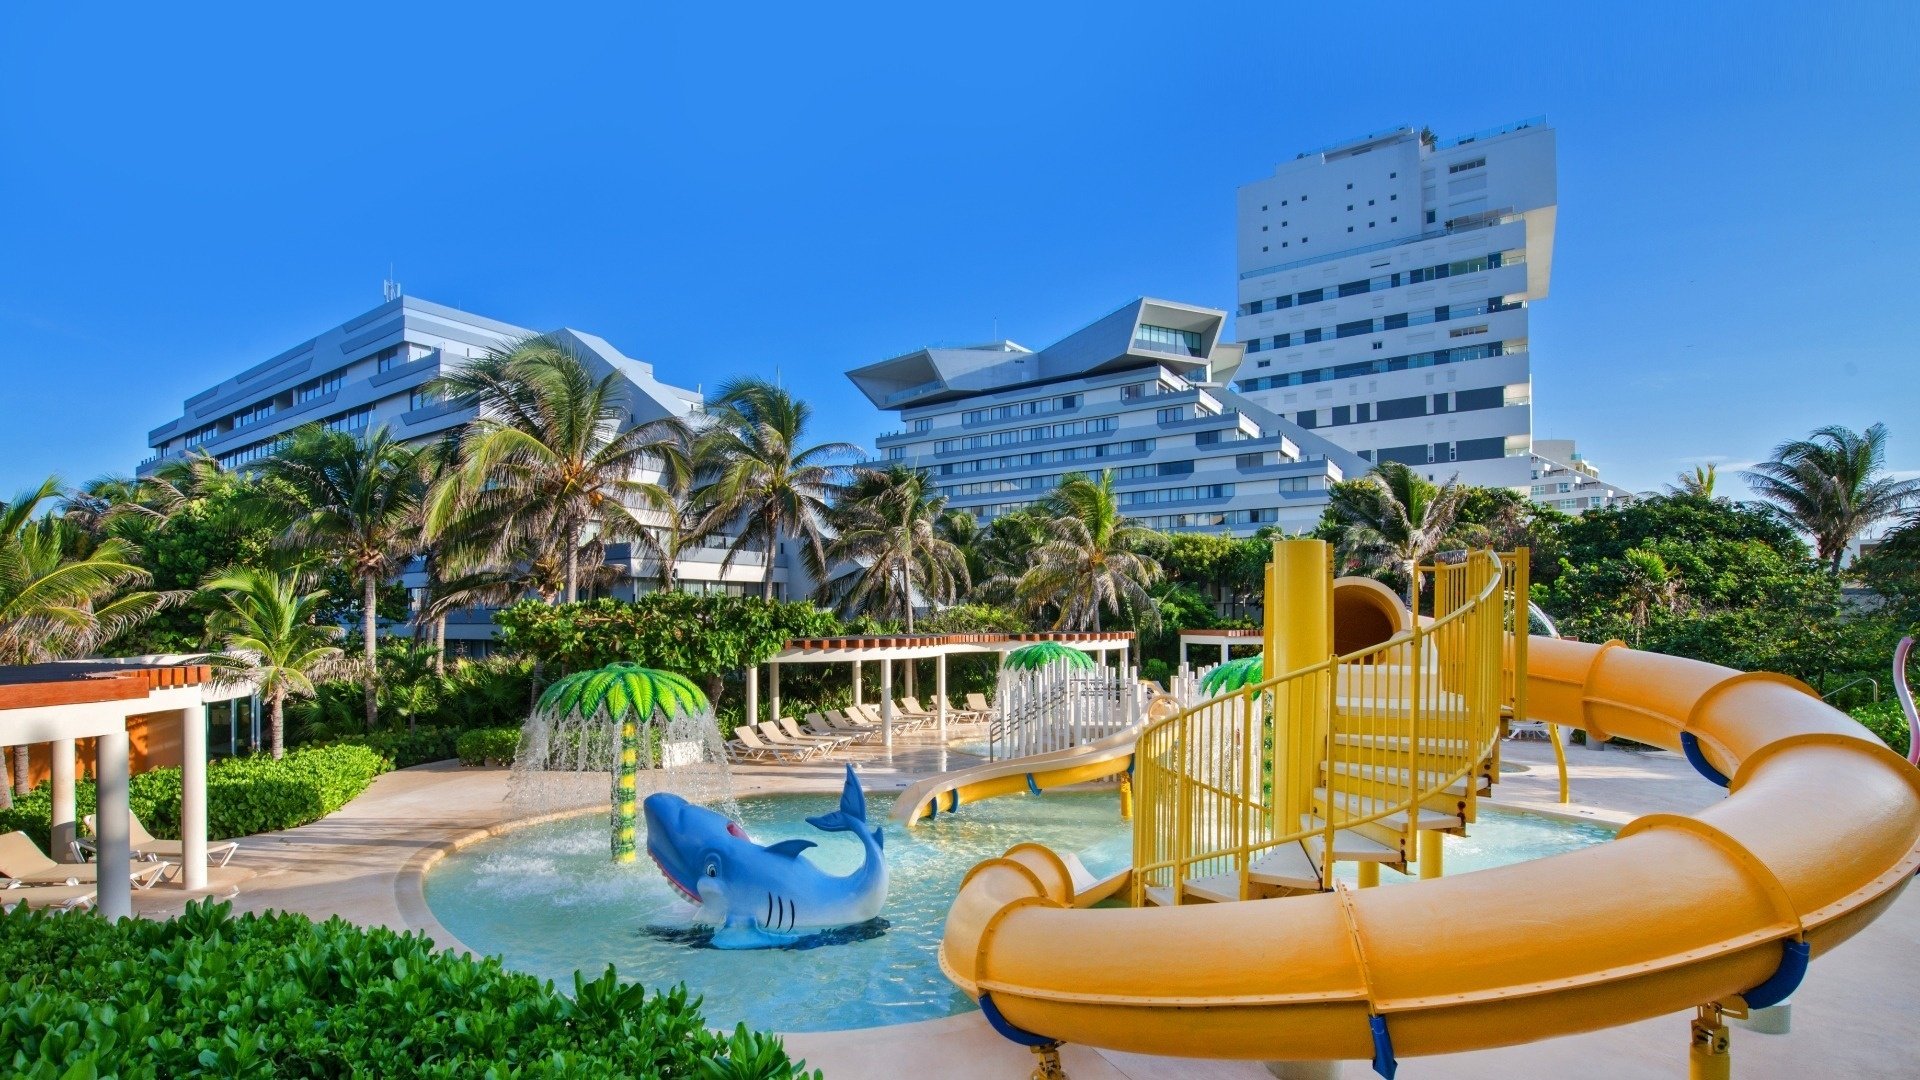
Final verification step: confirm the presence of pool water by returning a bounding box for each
[424,792,1610,1032]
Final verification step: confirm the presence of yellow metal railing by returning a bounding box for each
[1131,548,1513,906]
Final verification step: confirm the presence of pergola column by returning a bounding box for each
[768,663,781,727]
[935,654,949,740]
[880,660,895,752]
[180,704,208,890]
[1179,639,1188,670]
[745,666,760,728]
[50,739,76,863]
[95,728,131,920]
[852,660,863,707]
[1220,641,1231,667]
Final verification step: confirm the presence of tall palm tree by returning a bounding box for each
[1326,461,1470,605]
[822,467,969,629]
[1669,463,1718,499]
[202,568,346,758]
[1745,423,1920,575]
[1,478,176,794]
[1619,547,1680,645]
[692,377,858,599]
[1016,471,1162,631]
[257,424,424,729]
[425,338,692,604]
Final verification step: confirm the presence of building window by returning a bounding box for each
[321,407,372,434]
[1156,406,1188,425]
[408,386,447,411]
[294,374,343,404]
[184,425,218,448]
[1134,325,1204,357]
[231,400,275,429]
[1448,157,1486,174]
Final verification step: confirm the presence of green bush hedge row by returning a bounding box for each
[0,900,818,1079]
[0,745,390,849]
[1851,699,1911,758]
[334,727,462,768]
[455,727,522,767]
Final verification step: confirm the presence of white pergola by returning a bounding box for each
[750,632,1136,752]
[0,662,237,918]
[1176,628,1264,670]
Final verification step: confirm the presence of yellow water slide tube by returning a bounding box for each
[940,636,1920,1070]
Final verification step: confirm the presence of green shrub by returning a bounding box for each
[0,745,390,848]
[456,726,523,767]
[0,899,819,1079]
[336,727,461,768]
[1851,699,1911,758]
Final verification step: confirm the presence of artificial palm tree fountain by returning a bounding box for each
[991,641,1137,760]
[512,663,735,862]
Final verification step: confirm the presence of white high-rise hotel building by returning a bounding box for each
[1233,118,1628,509]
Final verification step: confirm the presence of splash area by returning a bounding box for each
[423,791,1609,1032]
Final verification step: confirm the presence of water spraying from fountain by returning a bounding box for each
[509,663,737,862]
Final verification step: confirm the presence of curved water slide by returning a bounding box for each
[938,634,1920,1069]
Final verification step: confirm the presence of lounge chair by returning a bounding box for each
[777,716,853,752]
[756,722,830,759]
[822,710,882,739]
[1,881,96,913]
[805,712,874,744]
[82,812,239,868]
[965,692,994,716]
[899,697,943,727]
[730,726,818,764]
[0,832,170,889]
[851,703,905,732]
[892,699,935,731]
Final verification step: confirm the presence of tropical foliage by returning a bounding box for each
[202,568,347,758]
[1745,423,1920,574]
[1322,461,1469,603]
[821,466,968,629]
[1015,471,1162,631]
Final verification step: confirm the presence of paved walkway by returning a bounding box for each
[133,731,1917,1079]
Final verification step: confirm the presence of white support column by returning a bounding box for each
[180,704,208,890]
[95,729,132,921]
[768,663,782,727]
[852,660,863,707]
[880,660,895,752]
[905,657,916,700]
[1220,641,1231,667]
[1179,639,1188,670]
[50,739,76,863]
[745,665,760,728]
[936,654,949,740]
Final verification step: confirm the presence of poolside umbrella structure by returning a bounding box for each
[520,663,732,863]
[993,642,1130,760]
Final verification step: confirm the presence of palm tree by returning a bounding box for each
[1,478,176,794]
[1015,471,1162,631]
[202,568,346,758]
[425,338,692,604]
[1745,423,1920,575]
[1668,463,1718,499]
[822,467,969,629]
[1325,461,1470,606]
[257,424,425,729]
[692,377,859,599]
[1619,547,1680,645]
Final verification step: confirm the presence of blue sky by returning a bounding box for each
[2,2,1915,498]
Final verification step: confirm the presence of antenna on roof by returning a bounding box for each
[382,263,403,302]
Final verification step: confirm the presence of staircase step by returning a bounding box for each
[1332,733,1474,753]
[1143,884,1175,907]
[1299,816,1402,862]
[1180,873,1243,904]
[1313,787,1464,832]
[1247,841,1323,890]
[1327,761,1486,795]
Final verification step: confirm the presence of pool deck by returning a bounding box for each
[128,730,1918,1079]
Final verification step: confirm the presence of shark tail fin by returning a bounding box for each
[806,764,879,842]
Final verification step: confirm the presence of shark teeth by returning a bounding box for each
[648,847,701,903]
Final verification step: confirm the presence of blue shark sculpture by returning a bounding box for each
[642,764,888,949]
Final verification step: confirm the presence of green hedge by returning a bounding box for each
[1851,699,1911,758]
[0,900,819,1079]
[455,727,522,767]
[335,728,462,768]
[0,745,390,849]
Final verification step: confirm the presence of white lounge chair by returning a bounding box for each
[1,881,96,913]
[778,716,853,752]
[893,699,936,730]
[804,713,873,745]
[82,812,238,868]
[823,710,882,740]
[757,722,830,759]
[0,832,170,889]
[730,726,817,764]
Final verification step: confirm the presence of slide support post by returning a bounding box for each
[1689,1004,1731,1080]
[1356,861,1379,889]
[1418,828,1444,879]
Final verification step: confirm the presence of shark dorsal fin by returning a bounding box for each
[762,839,816,859]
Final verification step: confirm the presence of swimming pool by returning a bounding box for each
[423,792,1610,1032]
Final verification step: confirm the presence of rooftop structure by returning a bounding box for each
[850,298,1370,536]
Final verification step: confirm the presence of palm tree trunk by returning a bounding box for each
[269,688,286,759]
[362,573,379,732]
[901,557,914,633]
[434,616,447,675]
[565,542,579,604]
[12,745,29,795]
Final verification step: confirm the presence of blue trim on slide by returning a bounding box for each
[1369,1014,1397,1079]
[946,788,960,813]
[926,798,937,820]
[979,991,1057,1048]
[1680,732,1731,788]
[1741,938,1809,1010]
[1026,773,1042,796]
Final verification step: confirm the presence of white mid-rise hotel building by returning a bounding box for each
[850,298,1369,536]
[1232,118,1631,510]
